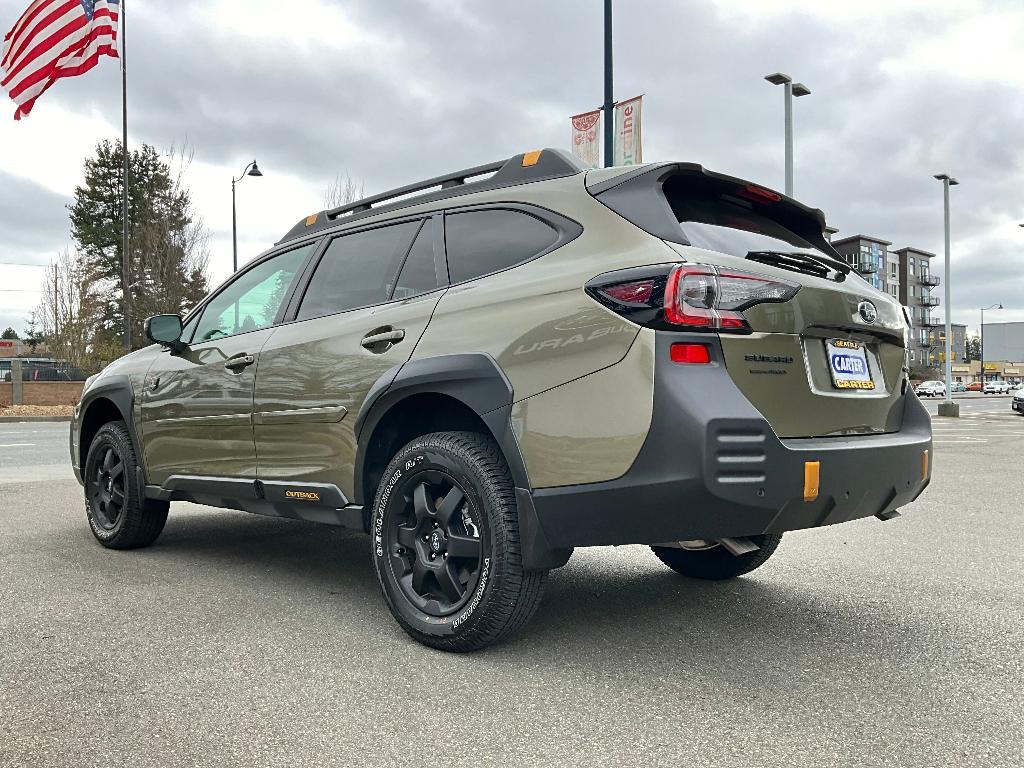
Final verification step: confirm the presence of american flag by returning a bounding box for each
[1,0,120,120]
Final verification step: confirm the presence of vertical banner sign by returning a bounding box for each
[571,109,601,169]
[614,95,643,166]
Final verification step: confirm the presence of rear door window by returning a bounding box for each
[296,221,420,320]
[444,208,558,284]
[392,219,441,300]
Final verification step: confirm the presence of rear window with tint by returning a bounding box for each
[663,174,824,258]
[297,221,419,320]
[444,209,558,284]
[675,198,822,257]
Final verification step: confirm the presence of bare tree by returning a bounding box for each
[323,172,365,209]
[35,250,109,373]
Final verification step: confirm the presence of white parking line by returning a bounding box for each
[0,443,35,448]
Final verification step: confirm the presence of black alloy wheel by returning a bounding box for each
[83,421,169,549]
[371,431,547,652]
[87,444,127,531]
[388,470,483,616]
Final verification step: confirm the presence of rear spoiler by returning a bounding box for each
[587,162,842,260]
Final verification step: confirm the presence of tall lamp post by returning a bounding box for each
[934,173,959,417]
[232,160,264,273]
[765,73,811,197]
[980,303,1002,390]
[603,0,614,168]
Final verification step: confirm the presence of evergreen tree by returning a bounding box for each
[0,327,18,340]
[68,141,209,348]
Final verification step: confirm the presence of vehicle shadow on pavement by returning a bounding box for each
[134,506,928,675]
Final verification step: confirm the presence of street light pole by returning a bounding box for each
[765,73,811,197]
[980,303,1002,390]
[603,0,614,168]
[231,160,264,273]
[934,173,959,417]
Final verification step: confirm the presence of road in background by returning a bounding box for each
[1,414,1022,767]
[0,422,74,484]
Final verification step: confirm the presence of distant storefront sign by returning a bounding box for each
[570,109,601,169]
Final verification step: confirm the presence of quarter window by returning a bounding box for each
[192,243,313,342]
[444,209,558,284]
[297,221,420,320]
[392,220,441,300]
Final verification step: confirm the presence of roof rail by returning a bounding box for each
[279,148,586,244]
[327,159,506,220]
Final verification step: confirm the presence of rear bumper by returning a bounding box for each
[530,332,931,548]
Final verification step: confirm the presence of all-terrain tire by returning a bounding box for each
[83,421,168,549]
[651,534,783,580]
[371,431,546,652]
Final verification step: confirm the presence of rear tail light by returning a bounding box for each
[586,263,799,333]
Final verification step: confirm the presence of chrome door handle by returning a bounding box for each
[360,329,405,349]
[224,354,255,371]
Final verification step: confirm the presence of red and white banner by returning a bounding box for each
[570,109,601,169]
[614,95,643,166]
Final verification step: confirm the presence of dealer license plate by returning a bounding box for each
[827,339,875,391]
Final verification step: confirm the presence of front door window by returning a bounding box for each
[194,245,312,343]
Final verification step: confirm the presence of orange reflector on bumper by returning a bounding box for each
[922,449,929,481]
[803,461,820,502]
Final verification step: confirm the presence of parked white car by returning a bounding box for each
[983,381,1011,394]
[916,380,946,398]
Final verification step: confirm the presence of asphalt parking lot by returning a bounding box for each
[1,404,1022,767]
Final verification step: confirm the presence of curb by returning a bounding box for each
[0,416,72,423]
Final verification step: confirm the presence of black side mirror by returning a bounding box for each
[144,314,185,352]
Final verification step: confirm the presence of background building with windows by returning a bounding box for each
[831,235,889,293]
[923,323,967,365]
[893,247,941,368]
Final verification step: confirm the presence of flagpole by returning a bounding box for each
[120,0,131,350]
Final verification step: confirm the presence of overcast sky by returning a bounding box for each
[1,0,1022,337]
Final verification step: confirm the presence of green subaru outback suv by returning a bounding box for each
[71,149,932,651]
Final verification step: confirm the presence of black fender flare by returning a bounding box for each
[353,353,572,570]
[76,375,147,489]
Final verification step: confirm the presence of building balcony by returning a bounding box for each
[854,261,878,275]
[919,316,942,328]
[920,274,940,287]
[920,296,940,307]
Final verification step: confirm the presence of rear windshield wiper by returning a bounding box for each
[746,250,851,282]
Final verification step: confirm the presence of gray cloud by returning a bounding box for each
[0,170,71,254]
[1,0,1022,331]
